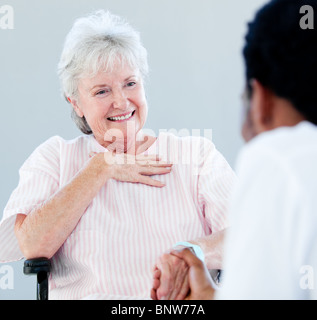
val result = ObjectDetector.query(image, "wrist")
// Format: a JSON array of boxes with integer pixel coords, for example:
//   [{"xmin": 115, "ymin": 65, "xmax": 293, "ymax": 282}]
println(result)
[
  {"xmin": 89, "ymin": 153, "xmax": 112, "ymax": 183},
  {"xmin": 173, "ymin": 241, "xmax": 205, "ymax": 262}
]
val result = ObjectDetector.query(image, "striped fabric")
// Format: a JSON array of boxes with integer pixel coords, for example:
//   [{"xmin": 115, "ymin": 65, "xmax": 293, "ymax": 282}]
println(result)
[{"xmin": 0, "ymin": 132, "xmax": 236, "ymax": 299}]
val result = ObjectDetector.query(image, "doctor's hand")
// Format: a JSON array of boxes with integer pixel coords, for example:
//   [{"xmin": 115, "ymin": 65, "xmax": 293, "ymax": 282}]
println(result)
[
  {"xmin": 151, "ymin": 249, "xmax": 190, "ymax": 300},
  {"xmin": 170, "ymin": 248, "xmax": 215, "ymax": 300}
]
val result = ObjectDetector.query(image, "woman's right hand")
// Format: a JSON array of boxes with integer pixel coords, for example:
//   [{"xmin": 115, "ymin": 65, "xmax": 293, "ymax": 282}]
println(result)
[
  {"xmin": 90, "ymin": 152, "xmax": 173, "ymax": 187},
  {"xmin": 15, "ymin": 151, "xmax": 172, "ymax": 260}
]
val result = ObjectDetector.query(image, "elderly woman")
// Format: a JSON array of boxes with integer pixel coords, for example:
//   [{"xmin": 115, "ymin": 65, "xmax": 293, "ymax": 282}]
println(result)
[{"xmin": 0, "ymin": 10, "xmax": 235, "ymax": 299}]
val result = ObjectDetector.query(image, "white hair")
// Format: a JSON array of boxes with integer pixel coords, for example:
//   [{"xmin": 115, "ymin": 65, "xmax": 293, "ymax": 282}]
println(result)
[{"xmin": 57, "ymin": 10, "xmax": 149, "ymax": 133}]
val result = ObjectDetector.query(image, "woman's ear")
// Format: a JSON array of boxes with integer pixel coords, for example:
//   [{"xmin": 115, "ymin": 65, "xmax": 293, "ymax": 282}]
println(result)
[
  {"xmin": 249, "ymin": 79, "xmax": 275, "ymax": 132},
  {"xmin": 68, "ymin": 97, "xmax": 84, "ymax": 118}
]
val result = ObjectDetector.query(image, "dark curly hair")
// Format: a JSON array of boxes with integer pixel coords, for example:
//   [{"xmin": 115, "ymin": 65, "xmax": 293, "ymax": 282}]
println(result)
[{"xmin": 243, "ymin": 0, "xmax": 317, "ymax": 124}]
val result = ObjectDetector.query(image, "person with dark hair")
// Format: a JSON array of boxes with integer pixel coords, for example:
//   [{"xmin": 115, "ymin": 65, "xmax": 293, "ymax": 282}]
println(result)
[{"xmin": 152, "ymin": 0, "xmax": 317, "ymax": 300}]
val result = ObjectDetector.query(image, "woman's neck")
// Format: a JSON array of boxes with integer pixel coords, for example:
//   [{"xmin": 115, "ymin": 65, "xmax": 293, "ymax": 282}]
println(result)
[{"xmin": 96, "ymin": 131, "xmax": 157, "ymax": 155}]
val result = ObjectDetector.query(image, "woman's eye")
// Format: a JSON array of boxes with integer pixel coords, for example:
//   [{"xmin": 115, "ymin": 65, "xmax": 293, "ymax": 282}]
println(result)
[
  {"xmin": 96, "ymin": 89, "xmax": 109, "ymax": 95},
  {"xmin": 127, "ymin": 81, "xmax": 136, "ymax": 87}
]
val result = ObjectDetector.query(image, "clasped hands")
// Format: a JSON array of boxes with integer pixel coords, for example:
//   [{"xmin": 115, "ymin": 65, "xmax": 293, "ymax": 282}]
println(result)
[{"xmin": 151, "ymin": 247, "xmax": 215, "ymax": 300}]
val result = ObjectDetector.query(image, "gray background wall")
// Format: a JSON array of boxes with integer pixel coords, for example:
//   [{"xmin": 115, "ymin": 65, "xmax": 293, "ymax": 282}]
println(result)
[{"xmin": 0, "ymin": 0, "xmax": 267, "ymax": 299}]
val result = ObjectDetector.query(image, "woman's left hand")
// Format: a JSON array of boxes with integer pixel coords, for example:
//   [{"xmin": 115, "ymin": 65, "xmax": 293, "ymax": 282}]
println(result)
[
  {"xmin": 151, "ymin": 248, "xmax": 215, "ymax": 300},
  {"xmin": 151, "ymin": 249, "xmax": 190, "ymax": 300}
]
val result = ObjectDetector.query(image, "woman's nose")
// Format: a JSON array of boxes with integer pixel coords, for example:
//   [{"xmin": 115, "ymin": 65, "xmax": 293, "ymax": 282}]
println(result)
[{"xmin": 112, "ymin": 90, "xmax": 129, "ymax": 110}]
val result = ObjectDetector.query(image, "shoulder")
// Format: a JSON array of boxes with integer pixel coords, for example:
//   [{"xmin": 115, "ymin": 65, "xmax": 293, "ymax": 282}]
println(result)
[
  {"xmin": 22, "ymin": 135, "xmax": 91, "ymax": 169},
  {"xmin": 240, "ymin": 121, "xmax": 317, "ymax": 154},
  {"xmin": 157, "ymin": 131, "xmax": 215, "ymax": 153},
  {"xmin": 31, "ymin": 134, "xmax": 92, "ymax": 152},
  {"xmin": 156, "ymin": 131, "xmax": 216, "ymax": 161},
  {"xmin": 234, "ymin": 123, "xmax": 317, "ymax": 220},
  {"xmin": 236, "ymin": 122, "xmax": 317, "ymax": 178},
  {"xmin": 156, "ymin": 131, "xmax": 234, "ymax": 175}
]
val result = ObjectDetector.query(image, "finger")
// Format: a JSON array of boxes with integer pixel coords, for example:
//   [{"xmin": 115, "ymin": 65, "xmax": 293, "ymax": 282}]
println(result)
[
  {"xmin": 151, "ymin": 288, "xmax": 158, "ymax": 300},
  {"xmin": 136, "ymin": 155, "xmax": 173, "ymax": 166},
  {"xmin": 137, "ymin": 175, "xmax": 166, "ymax": 188},
  {"xmin": 153, "ymin": 268, "xmax": 161, "ymax": 280},
  {"xmin": 152, "ymin": 277, "xmax": 161, "ymax": 291},
  {"xmin": 135, "ymin": 155, "xmax": 161, "ymax": 166},
  {"xmin": 171, "ymin": 249, "xmax": 204, "ymax": 269},
  {"xmin": 156, "ymin": 257, "xmax": 172, "ymax": 300},
  {"xmin": 135, "ymin": 154, "xmax": 161, "ymax": 162},
  {"xmin": 139, "ymin": 162, "xmax": 173, "ymax": 168},
  {"xmin": 139, "ymin": 166, "xmax": 172, "ymax": 176},
  {"xmin": 151, "ymin": 268, "xmax": 161, "ymax": 300},
  {"xmin": 137, "ymin": 159, "xmax": 173, "ymax": 167}
]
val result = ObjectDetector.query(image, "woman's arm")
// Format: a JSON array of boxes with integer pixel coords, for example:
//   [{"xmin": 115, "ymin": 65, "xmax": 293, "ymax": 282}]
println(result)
[{"xmin": 15, "ymin": 153, "xmax": 172, "ymax": 259}]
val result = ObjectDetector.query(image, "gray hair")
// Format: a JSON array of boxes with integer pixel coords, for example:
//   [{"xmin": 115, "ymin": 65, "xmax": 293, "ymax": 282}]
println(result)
[{"xmin": 57, "ymin": 10, "xmax": 149, "ymax": 134}]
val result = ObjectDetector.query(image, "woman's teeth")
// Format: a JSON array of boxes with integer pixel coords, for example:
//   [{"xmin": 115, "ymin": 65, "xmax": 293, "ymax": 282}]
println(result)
[{"xmin": 108, "ymin": 111, "xmax": 134, "ymax": 121}]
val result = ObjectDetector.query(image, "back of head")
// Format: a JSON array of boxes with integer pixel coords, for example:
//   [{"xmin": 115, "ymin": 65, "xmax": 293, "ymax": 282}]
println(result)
[{"xmin": 243, "ymin": 0, "xmax": 317, "ymax": 125}]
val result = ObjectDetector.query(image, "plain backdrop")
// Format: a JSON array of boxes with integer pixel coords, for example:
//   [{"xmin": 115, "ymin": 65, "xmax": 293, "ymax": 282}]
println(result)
[{"xmin": 0, "ymin": 0, "xmax": 267, "ymax": 299}]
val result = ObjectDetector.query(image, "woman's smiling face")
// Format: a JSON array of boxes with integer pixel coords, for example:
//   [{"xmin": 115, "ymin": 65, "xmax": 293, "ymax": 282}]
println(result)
[{"xmin": 72, "ymin": 61, "xmax": 148, "ymax": 151}]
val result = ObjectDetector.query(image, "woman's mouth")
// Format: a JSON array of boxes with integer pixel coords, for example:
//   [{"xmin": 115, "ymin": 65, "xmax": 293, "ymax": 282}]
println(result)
[{"xmin": 107, "ymin": 110, "xmax": 135, "ymax": 122}]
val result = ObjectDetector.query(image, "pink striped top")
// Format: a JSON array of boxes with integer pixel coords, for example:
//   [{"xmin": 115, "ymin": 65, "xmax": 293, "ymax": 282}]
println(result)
[{"xmin": 0, "ymin": 132, "xmax": 235, "ymax": 299}]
